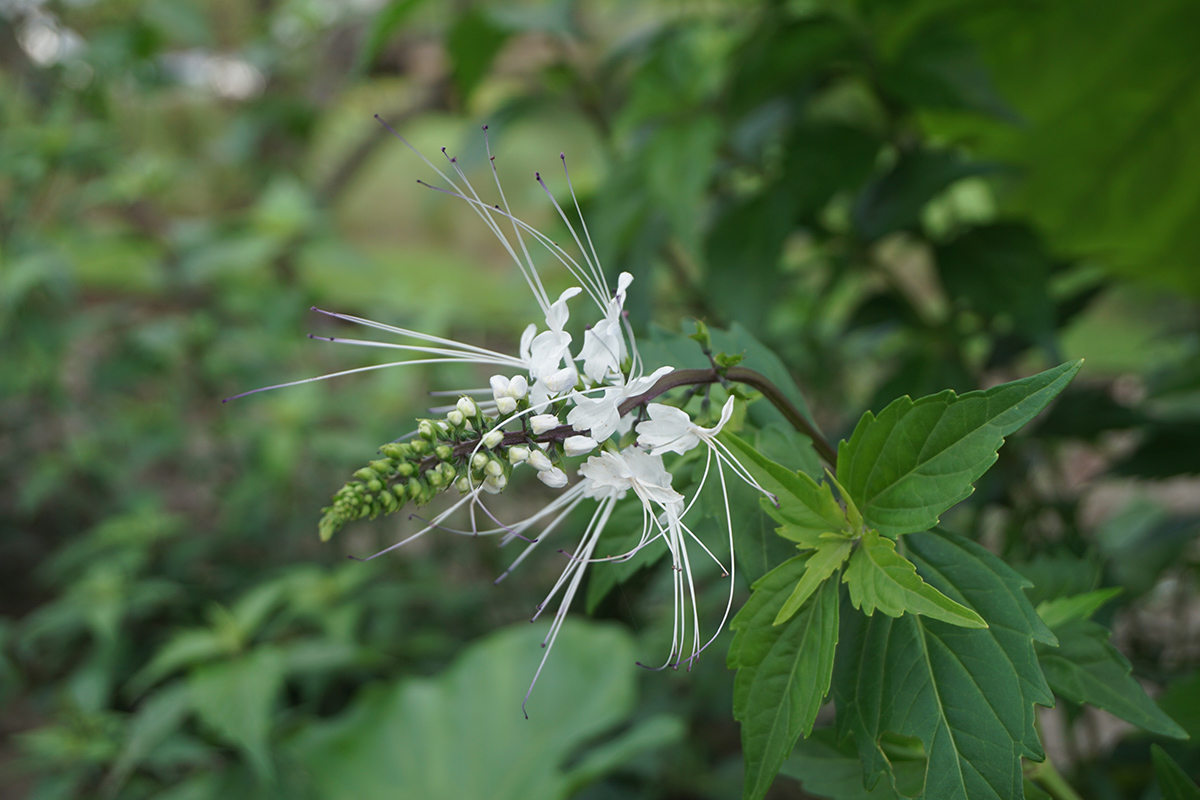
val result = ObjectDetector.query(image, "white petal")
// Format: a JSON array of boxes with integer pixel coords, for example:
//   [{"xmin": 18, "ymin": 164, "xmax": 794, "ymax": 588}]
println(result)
[
  {"xmin": 563, "ymin": 435, "xmax": 598, "ymax": 457},
  {"xmin": 538, "ymin": 466, "xmax": 569, "ymax": 488},
  {"xmin": 530, "ymin": 414, "xmax": 561, "ymax": 435}
]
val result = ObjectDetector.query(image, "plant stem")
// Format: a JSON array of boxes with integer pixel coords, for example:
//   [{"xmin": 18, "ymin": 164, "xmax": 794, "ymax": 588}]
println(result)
[
  {"xmin": 619, "ymin": 366, "xmax": 838, "ymax": 467},
  {"xmin": 1025, "ymin": 758, "xmax": 1085, "ymax": 800}
]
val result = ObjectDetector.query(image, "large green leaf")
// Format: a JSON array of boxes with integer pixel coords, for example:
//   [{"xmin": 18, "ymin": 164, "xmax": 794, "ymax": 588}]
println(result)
[
  {"xmin": 838, "ymin": 361, "xmax": 1081, "ymax": 537},
  {"xmin": 1152, "ymin": 745, "xmax": 1200, "ymax": 800},
  {"xmin": 842, "ymin": 530, "xmax": 986, "ymax": 629},
  {"xmin": 188, "ymin": 646, "xmax": 285, "ymax": 781},
  {"xmin": 834, "ymin": 529, "xmax": 1055, "ymax": 800},
  {"xmin": 1037, "ymin": 617, "xmax": 1187, "ymax": 738},
  {"xmin": 292, "ymin": 620, "xmax": 681, "ymax": 800},
  {"xmin": 959, "ymin": 0, "xmax": 1200, "ymax": 294},
  {"xmin": 729, "ymin": 557, "xmax": 840, "ymax": 800}
]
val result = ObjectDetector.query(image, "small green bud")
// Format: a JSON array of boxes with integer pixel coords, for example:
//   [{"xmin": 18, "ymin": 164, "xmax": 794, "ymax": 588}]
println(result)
[
  {"xmin": 409, "ymin": 440, "xmax": 429, "ymax": 456},
  {"xmin": 447, "ymin": 409, "xmax": 465, "ymax": 427},
  {"xmin": 485, "ymin": 459, "xmax": 504, "ymax": 478},
  {"xmin": 439, "ymin": 462, "xmax": 457, "ymax": 482},
  {"xmin": 369, "ymin": 459, "xmax": 393, "ymax": 475},
  {"xmin": 392, "ymin": 484, "xmax": 407, "ymax": 499},
  {"xmin": 427, "ymin": 469, "xmax": 445, "ymax": 487},
  {"xmin": 353, "ymin": 468, "xmax": 376, "ymax": 482},
  {"xmin": 367, "ymin": 479, "xmax": 383, "ymax": 493},
  {"xmin": 435, "ymin": 444, "xmax": 454, "ymax": 461},
  {"xmin": 456, "ymin": 396, "xmax": 477, "ymax": 418},
  {"xmin": 396, "ymin": 462, "xmax": 415, "ymax": 478},
  {"xmin": 379, "ymin": 442, "xmax": 408, "ymax": 459},
  {"xmin": 471, "ymin": 452, "xmax": 489, "ymax": 471},
  {"xmin": 418, "ymin": 420, "xmax": 436, "ymax": 440}
]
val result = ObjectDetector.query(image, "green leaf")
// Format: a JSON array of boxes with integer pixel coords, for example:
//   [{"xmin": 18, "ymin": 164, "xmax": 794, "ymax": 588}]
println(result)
[
  {"xmin": 1036, "ymin": 617, "xmax": 1187, "ymax": 738},
  {"xmin": 834, "ymin": 529, "xmax": 1055, "ymax": 800},
  {"xmin": 188, "ymin": 646, "xmax": 285, "ymax": 781},
  {"xmin": 291, "ymin": 620, "xmax": 674, "ymax": 800},
  {"xmin": 852, "ymin": 149, "xmax": 1000, "ymax": 242},
  {"xmin": 1152, "ymin": 745, "xmax": 1200, "ymax": 800},
  {"xmin": 446, "ymin": 10, "xmax": 509, "ymax": 103},
  {"xmin": 843, "ymin": 530, "xmax": 986, "ymax": 628},
  {"xmin": 584, "ymin": 501, "xmax": 667, "ymax": 613},
  {"xmin": 356, "ymin": 0, "xmax": 432, "ymax": 73},
  {"xmin": 729, "ymin": 557, "xmax": 840, "ymax": 800},
  {"xmin": 1035, "ymin": 587, "xmax": 1121, "ymax": 630},
  {"xmin": 775, "ymin": 537, "xmax": 853, "ymax": 625},
  {"xmin": 781, "ymin": 729, "xmax": 923, "ymax": 800},
  {"xmin": 838, "ymin": 360, "xmax": 1082, "ymax": 537},
  {"xmin": 105, "ymin": 681, "xmax": 192, "ymax": 794},
  {"xmin": 722, "ymin": 432, "xmax": 846, "ymax": 545}
]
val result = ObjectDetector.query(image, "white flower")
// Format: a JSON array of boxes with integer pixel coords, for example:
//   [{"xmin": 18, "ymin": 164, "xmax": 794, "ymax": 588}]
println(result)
[
  {"xmin": 481, "ymin": 429, "xmax": 504, "ymax": 449},
  {"xmin": 579, "ymin": 272, "xmax": 635, "ymax": 384},
  {"xmin": 637, "ymin": 395, "xmax": 736, "ymax": 455},
  {"xmin": 526, "ymin": 449, "xmax": 553, "ymax": 472},
  {"xmin": 456, "ymin": 396, "xmax": 477, "ymax": 418},
  {"xmin": 566, "ymin": 365, "xmax": 674, "ymax": 441}
]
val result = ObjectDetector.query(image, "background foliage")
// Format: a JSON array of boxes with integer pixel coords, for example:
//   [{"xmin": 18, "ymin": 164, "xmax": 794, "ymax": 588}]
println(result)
[{"xmin": 2, "ymin": 0, "xmax": 1198, "ymax": 798}]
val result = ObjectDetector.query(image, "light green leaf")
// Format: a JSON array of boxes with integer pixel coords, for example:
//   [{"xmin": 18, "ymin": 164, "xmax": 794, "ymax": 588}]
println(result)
[
  {"xmin": 126, "ymin": 628, "xmax": 231, "ymax": 697},
  {"xmin": 1152, "ymin": 745, "xmax": 1200, "ymax": 800},
  {"xmin": 722, "ymin": 432, "xmax": 846, "ymax": 545},
  {"xmin": 1037, "ymin": 617, "xmax": 1187, "ymax": 738},
  {"xmin": 1035, "ymin": 587, "xmax": 1121, "ymax": 630},
  {"xmin": 729, "ymin": 557, "xmax": 840, "ymax": 800},
  {"xmin": 562, "ymin": 714, "xmax": 685, "ymax": 795},
  {"xmin": 775, "ymin": 537, "xmax": 853, "ymax": 625},
  {"xmin": 835, "ymin": 529, "xmax": 1054, "ymax": 800},
  {"xmin": 843, "ymin": 530, "xmax": 986, "ymax": 629},
  {"xmin": 838, "ymin": 361, "xmax": 1082, "ymax": 537},
  {"xmin": 105, "ymin": 681, "xmax": 192, "ymax": 794},
  {"xmin": 188, "ymin": 646, "xmax": 285, "ymax": 781},
  {"xmin": 291, "ymin": 620, "xmax": 675, "ymax": 800}
]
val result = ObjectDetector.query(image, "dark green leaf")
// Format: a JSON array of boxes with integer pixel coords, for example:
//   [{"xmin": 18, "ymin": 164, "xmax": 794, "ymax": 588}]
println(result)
[
  {"xmin": 446, "ymin": 10, "xmax": 510, "ymax": 103},
  {"xmin": 936, "ymin": 223, "xmax": 1057, "ymax": 348},
  {"xmin": 838, "ymin": 360, "xmax": 1082, "ymax": 537},
  {"xmin": 1036, "ymin": 617, "xmax": 1187, "ymax": 738},
  {"xmin": 781, "ymin": 729, "xmax": 923, "ymax": 800},
  {"xmin": 834, "ymin": 529, "xmax": 1054, "ymax": 800},
  {"xmin": 843, "ymin": 530, "xmax": 986, "ymax": 628},
  {"xmin": 584, "ymin": 502, "xmax": 667, "ymax": 613},
  {"xmin": 880, "ymin": 22, "xmax": 1018, "ymax": 121},
  {"xmin": 729, "ymin": 557, "xmax": 840, "ymax": 800},
  {"xmin": 852, "ymin": 149, "xmax": 1000, "ymax": 242},
  {"xmin": 1152, "ymin": 745, "xmax": 1200, "ymax": 800},
  {"xmin": 356, "ymin": 0, "xmax": 431, "ymax": 73}
]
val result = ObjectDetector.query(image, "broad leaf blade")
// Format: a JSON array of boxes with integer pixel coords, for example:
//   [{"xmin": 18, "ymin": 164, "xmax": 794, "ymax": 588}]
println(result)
[
  {"xmin": 834, "ymin": 529, "xmax": 1054, "ymax": 800},
  {"xmin": 843, "ymin": 530, "xmax": 986, "ymax": 628},
  {"xmin": 781, "ymin": 729, "xmax": 918, "ymax": 800},
  {"xmin": 1037, "ymin": 617, "xmax": 1187, "ymax": 738},
  {"xmin": 188, "ymin": 646, "xmax": 285, "ymax": 781},
  {"xmin": 838, "ymin": 361, "xmax": 1082, "ymax": 537},
  {"xmin": 723, "ymin": 432, "xmax": 846, "ymax": 542},
  {"xmin": 730, "ymin": 557, "xmax": 840, "ymax": 800}
]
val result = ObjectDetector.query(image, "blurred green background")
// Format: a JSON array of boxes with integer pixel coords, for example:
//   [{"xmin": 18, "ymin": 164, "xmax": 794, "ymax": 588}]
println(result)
[{"xmin": 2, "ymin": 0, "xmax": 1199, "ymax": 798}]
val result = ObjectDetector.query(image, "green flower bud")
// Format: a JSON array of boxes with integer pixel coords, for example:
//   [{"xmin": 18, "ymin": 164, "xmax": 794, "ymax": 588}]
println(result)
[
  {"xmin": 367, "ymin": 479, "xmax": 383, "ymax": 493},
  {"xmin": 418, "ymin": 420, "xmax": 436, "ymax": 440},
  {"xmin": 435, "ymin": 444, "xmax": 454, "ymax": 461},
  {"xmin": 396, "ymin": 462, "xmax": 415, "ymax": 478}
]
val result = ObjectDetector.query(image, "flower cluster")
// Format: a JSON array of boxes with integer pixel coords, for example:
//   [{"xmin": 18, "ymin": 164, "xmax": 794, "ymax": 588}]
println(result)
[{"xmin": 229, "ymin": 121, "xmax": 773, "ymax": 705}]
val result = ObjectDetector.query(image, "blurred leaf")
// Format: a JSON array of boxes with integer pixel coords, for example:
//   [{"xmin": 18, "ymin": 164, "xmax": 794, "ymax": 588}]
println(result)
[
  {"xmin": 106, "ymin": 682, "xmax": 193, "ymax": 794},
  {"xmin": 729, "ymin": 557, "xmax": 839, "ymax": 800},
  {"xmin": 1035, "ymin": 588, "xmax": 1121, "ymax": 630},
  {"xmin": 585, "ymin": 501, "xmax": 668, "ymax": 613},
  {"xmin": 936, "ymin": 223, "xmax": 1057, "ymax": 349},
  {"xmin": 128, "ymin": 629, "xmax": 233, "ymax": 697},
  {"xmin": 961, "ymin": 0, "xmax": 1200, "ymax": 294},
  {"xmin": 1159, "ymin": 671, "xmax": 1200, "ymax": 741},
  {"xmin": 562, "ymin": 713, "xmax": 685, "ymax": 793},
  {"xmin": 1114, "ymin": 420, "xmax": 1200, "ymax": 477},
  {"xmin": 292, "ymin": 620, "xmax": 674, "ymax": 800},
  {"xmin": 356, "ymin": 0, "xmax": 432, "ymax": 73},
  {"xmin": 1152, "ymin": 745, "xmax": 1200, "ymax": 800},
  {"xmin": 188, "ymin": 646, "xmax": 285, "ymax": 781},
  {"xmin": 645, "ymin": 118, "xmax": 721, "ymax": 255},
  {"xmin": 1037, "ymin": 617, "xmax": 1186, "ymax": 738},
  {"xmin": 447, "ymin": 9, "xmax": 510, "ymax": 104},
  {"xmin": 1014, "ymin": 553, "xmax": 1103, "ymax": 607},
  {"xmin": 853, "ymin": 149, "xmax": 999, "ymax": 242},
  {"xmin": 880, "ymin": 22, "xmax": 1018, "ymax": 121},
  {"xmin": 1035, "ymin": 386, "xmax": 1145, "ymax": 441}
]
